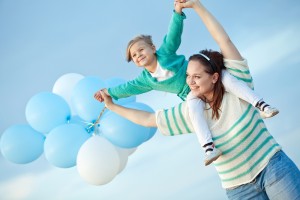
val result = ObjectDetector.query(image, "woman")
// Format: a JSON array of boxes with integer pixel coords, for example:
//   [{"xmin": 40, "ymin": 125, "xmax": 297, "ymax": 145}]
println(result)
[{"xmin": 100, "ymin": 0, "xmax": 300, "ymax": 199}]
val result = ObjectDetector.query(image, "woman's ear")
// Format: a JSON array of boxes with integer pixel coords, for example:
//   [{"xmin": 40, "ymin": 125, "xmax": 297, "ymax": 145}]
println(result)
[{"xmin": 212, "ymin": 73, "xmax": 219, "ymax": 84}]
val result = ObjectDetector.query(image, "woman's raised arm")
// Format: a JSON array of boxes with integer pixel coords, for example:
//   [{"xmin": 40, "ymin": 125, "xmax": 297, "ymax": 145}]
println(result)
[{"xmin": 181, "ymin": 0, "xmax": 243, "ymax": 60}]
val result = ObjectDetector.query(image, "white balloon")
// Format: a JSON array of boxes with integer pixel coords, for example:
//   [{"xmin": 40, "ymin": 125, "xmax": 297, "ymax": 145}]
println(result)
[
  {"xmin": 114, "ymin": 146, "xmax": 129, "ymax": 174},
  {"xmin": 77, "ymin": 136, "xmax": 120, "ymax": 185},
  {"xmin": 53, "ymin": 73, "xmax": 85, "ymax": 115},
  {"xmin": 120, "ymin": 147, "xmax": 137, "ymax": 156}
]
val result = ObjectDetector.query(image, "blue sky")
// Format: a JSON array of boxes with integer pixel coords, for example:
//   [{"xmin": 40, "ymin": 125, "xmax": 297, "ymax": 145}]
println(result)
[{"xmin": 1, "ymin": 0, "xmax": 300, "ymax": 199}]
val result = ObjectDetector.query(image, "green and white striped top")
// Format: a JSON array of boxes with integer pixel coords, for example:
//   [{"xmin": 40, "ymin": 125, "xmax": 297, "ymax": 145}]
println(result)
[{"xmin": 155, "ymin": 59, "xmax": 281, "ymax": 189}]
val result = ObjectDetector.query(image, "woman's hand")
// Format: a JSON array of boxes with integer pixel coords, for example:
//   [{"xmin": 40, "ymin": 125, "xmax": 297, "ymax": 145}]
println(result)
[
  {"xmin": 100, "ymin": 90, "xmax": 114, "ymax": 109},
  {"xmin": 94, "ymin": 88, "xmax": 109, "ymax": 102}
]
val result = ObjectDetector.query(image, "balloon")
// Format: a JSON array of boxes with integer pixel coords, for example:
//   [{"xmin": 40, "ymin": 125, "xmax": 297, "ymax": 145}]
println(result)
[
  {"xmin": 114, "ymin": 146, "xmax": 129, "ymax": 174},
  {"xmin": 0, "ymin": 124, "xmax": 45, "ymax": 164},
  {"xmin": 68, "ymin": 115, "xmax": 93, "ymax": 133},
  {"xmin": 147, "ymin": 127, "xmax": 157, "ymax": 141},
  {"xmin": 121, "ymin": 147, "xmax": 137, "ymax": 156},
  {"xmin": 105, "ymin": 77, "xmax": 136, "ymax": 105},
  {"xmin": 71, "ymin": 76, "xmax": 106, "ymax": 122},
  {"xmin": 77, "ymin": 136, "xmax": 120, "ymax": 185},
  {"xmin": 125, "ymin": 102, "xmax": 157, "ymax": 141},
  {"xmin": 52, "ymin": 73, "xmax": 84, "ymax": 115},
  {"xmin": 44, "ymin": 124, "xmax": 90, "ymax": 168},
  {"xmin": 99, "ymin": 102, "xmax": 155, "ymax": 148},
  {"xmin": 25, "ymin": 92, "xmax": 71, "ymax": 133}
]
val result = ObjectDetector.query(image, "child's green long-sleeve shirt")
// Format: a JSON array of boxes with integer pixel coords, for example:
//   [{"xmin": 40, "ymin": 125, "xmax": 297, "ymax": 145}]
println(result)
[{"xmin": 108, "ymin": 11, "xmax": 190, "ymax": 101}]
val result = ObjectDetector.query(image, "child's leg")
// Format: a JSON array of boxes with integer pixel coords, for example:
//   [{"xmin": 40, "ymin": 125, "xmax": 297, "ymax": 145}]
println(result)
[
  {"xmin": 187, "ymin": 92, "xmax": 222, "ymax": 166},
  {"xmin": 222, "ymin": 70, "xmax": 261, "ymax": 106},
  {"xmin": 222, "ymin": 70, "xmax": 279, "ymax": 118}
]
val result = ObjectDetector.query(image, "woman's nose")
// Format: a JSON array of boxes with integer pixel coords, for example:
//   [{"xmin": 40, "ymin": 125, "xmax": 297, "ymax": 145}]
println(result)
[{"xmin": 187, "ymin": 77, "xmax": 194, "ymax": 85}]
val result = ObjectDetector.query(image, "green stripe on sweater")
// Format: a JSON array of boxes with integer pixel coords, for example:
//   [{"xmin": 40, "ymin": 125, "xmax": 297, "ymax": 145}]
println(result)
[
  {"xmin": 215, "ymin": 133, "xmax": 273, "ymax": 167},
  {"xmin": 217, "ymin": 124, "xmax": 266, "ymax": 155},
  {"xmin": 172, "ymin": 107, "xmax": 183, "ymax": 134},
  {"xmin": 216, "ymin": 111, "xmax": 261, "ymax": 148},
  {"xmin": 164, "ymin": 109, "xmax": 174, "ymax": 136},
  {"xmin": 221, "ymin": 144, "xmax": 280, "ymax": 182},
  {"xmin": 226, "ymin": 67, "xmax": 250, "ymax": 74},
  {"xmin": 178, "ymin": 103, "xmax": 192, "ymax": 133},
  {"xmin": 213, "ymin": 104, "xmax": 253, "ymax": 141},
  {"xmin": 217, "ymin": 136, "xmax": 274, "ymax": 173},
  {"xmin": 233, "ymin": 76, "xmax": 253, "ymax": 83}
]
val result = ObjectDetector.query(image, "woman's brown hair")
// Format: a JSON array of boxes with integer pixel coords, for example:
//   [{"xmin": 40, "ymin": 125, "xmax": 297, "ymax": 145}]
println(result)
[{"xmin": 188, "ymin": 49, "xmax": 226, "ymax": 120}]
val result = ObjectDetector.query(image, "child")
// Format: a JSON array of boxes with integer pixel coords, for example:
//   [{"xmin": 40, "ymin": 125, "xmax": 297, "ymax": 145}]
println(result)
[{"xmin": 94, "ymin": 2, "xmax": 279, "ymax": 166}]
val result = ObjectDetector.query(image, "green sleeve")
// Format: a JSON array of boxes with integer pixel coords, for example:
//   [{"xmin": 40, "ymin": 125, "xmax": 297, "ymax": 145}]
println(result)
[
  {"xmin": 108, "ymin": 72, "xmax": 152, "ymax": 100},
  {"xmin": 157, "ymin": 11, "xmax": 186, "ymax": 55}
]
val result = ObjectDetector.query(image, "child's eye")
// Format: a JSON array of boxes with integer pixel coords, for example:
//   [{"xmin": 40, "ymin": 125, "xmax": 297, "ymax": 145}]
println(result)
[{"xmin": 132, "ymin": 54, "xmax": 136, "ymax": 58}]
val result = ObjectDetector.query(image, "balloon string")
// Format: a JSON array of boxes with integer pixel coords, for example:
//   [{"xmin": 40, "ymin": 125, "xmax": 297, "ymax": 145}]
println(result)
[{"xmin": 92, "ymin": 106, "xmax": 107, "ymax": 135}]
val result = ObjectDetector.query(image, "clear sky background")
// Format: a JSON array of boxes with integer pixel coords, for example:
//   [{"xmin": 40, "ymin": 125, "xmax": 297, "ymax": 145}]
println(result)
[{"xmin": 1, "ymin": 0, "xmax": 300, "ymax": 199}]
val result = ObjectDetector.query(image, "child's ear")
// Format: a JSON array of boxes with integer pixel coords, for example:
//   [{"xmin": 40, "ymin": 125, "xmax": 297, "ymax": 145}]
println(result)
[{"xmin": 152, "ymin": 45, "xmax": 156, "ymax": 52}]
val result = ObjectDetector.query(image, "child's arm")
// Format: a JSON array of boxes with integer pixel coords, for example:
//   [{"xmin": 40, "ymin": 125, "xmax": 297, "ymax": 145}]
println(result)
[
  {"xmin": 157, "ymin": 5, "xmax": 186, "ymax": 55},
  {"xmin": 94, "ymin": 72, "xmax": 153, "ymax": 102}
]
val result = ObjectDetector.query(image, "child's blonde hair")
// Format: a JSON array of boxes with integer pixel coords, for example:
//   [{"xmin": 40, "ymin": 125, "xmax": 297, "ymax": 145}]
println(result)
[{"xmin": 126, "ymin": 34, "xmax": 154, "ymax": 62}]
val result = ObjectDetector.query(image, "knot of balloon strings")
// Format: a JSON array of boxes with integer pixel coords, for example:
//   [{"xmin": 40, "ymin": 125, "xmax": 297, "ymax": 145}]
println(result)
[{"xmin": 86, "ymin": 106, "xmax": 107, "ymax": 135}]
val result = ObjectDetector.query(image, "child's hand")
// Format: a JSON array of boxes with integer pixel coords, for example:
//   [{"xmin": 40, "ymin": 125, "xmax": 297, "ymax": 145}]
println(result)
[
  {"xmin": 100, "ymin": 90, "xmax": 114, "ymax": 109},
  {"xmin": 94, "ymin": 88, "xmax": 109, "ymax": 102},
  {"xmin": 174, "ymin": 0, "xmax": 185, "ymax": 13},
  {"xmin": 176, "ymin": 0, "xmax": 199, "ymax": 9}
]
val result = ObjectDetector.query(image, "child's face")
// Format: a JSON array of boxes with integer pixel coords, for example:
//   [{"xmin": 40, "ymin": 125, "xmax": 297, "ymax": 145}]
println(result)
[{"xmin": 129, "ymin": 40, "xmax": 156, "ymax": 68}]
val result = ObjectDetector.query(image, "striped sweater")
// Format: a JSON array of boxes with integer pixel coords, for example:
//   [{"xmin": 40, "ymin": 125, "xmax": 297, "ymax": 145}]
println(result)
[{"xmin": 155, "ymin": 58, "xmax": 281, "ymax": 188}]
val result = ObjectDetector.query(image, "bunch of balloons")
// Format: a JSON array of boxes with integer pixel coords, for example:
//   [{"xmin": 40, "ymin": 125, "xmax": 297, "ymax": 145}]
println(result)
[{"xmin": 0, "ymin": 73, "xmax": 156, "ymax": 185}]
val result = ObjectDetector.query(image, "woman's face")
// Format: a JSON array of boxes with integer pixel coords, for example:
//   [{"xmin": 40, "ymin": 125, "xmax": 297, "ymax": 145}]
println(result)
[{"xmin": 186, "ymin": 60, "xmax": 219, "ymax": 100}]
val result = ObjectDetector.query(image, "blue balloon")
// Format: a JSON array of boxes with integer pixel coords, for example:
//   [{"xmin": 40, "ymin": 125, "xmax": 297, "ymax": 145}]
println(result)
[
  {"xmin": 124, "ymin": 102, "xmax": 157, "ymax": 141},
  {"xmin": 147, "ymin": 127, "xmax": 157, "ymax": 141},
  {"xmin": 71, "ymin": 76, "xmax": 106, "ymax": 122},
  {"xmin": 105, "ymin": 77, "xmax": 136, "ymax": 105},
  {"xmin": 99, "ymin": 102, "xmax": 155, "ymax": 148},
  {"xmin": 44, "ymin": 124, "xmax": 90, "ymax": 168},
  {"xmin": 0, "ymin": 124, "xmax": 45, "ymax": 164},
  {"xmin": 68, "ymin": 115, "xmax": 93, "ymax": 134},
  {"xmin": 25, "ymin": 92, "xmax": 71, "ymax": 133}
]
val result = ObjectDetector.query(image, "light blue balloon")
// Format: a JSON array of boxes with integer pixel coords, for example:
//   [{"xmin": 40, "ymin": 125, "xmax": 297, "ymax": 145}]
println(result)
[
  {"xmin": 147, "ymin": 127, "xmax": 157, "ymax": 141},
  {"xmin": 68, "ymin": 115, "xmax": 93, "ymax": 134},
  {"xmin": 105, "ymin": 77, "xmax": 136, "ymax": 105},
  {"xmin": 44, "ymin": 124, "xmax": 90, "ymax": 168},
  {"xmin": 25, "ymin": 92, "xmax": 71, "ymax": 133},
  {"xmin": 71, "ymin": 76, "xmax": 106, "ymax": 122},
  {"xmin": 0, "ymin": 124, "xmax": 45, "ymax": 164},
  {"xmin": 123, "ymin": 102, "xmax": 157, "ymax": 141},
  {"xmin": 99, "ymin": 102, "xmax": 155, "ymax": 148}
]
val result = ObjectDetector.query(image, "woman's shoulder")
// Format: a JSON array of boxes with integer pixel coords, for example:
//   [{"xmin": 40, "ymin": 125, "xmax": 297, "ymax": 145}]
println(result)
[{"xmin": 224, "ymin": 58, "xmax": 249, "ymax": 71}]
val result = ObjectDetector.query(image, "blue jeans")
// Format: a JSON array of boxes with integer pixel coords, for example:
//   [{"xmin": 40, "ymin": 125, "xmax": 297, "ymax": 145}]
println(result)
[{"xmin": 226, "ymin": 150, "xmax": 300, "ymax": 200}]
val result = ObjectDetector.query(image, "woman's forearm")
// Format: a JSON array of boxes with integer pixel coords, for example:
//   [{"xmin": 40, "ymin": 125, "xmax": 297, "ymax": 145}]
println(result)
[
  {"xmin": 108, "ymin": 104, "xmax": 157, "ymax": 128},
  {"xmin": 193, "ymin": 1, "xmax": 242, "ymax": 60}
]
